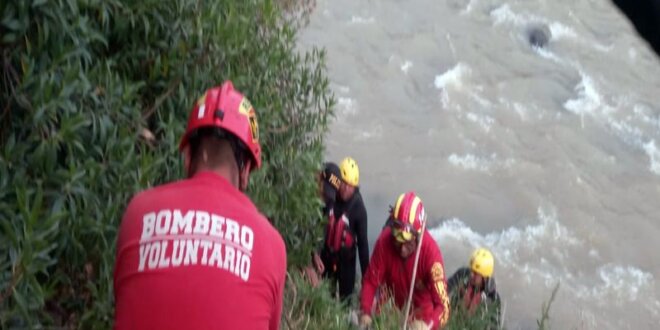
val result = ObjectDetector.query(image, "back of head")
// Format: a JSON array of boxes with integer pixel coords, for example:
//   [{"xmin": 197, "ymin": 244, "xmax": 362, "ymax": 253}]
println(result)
[
  {"xmin": 321, "ymin": 162, "xmax": 342, "ymax": 205},
  {"xmin": 179, "ymin": 81, "xmax": 262, "ymax": 180},
  {"xmin": 188, "ymin": 128, "xmax": 239, "ymax": 175}
]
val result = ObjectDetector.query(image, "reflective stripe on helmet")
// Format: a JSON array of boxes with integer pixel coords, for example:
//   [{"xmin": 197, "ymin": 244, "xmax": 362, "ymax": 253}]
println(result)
[
  {"xmin": 408, "ymin": 195, "xmax": 421, "ymax": 225},
  {"xmin": 394, "ymin": 192, "xmax": 421, "ymax": 225}
]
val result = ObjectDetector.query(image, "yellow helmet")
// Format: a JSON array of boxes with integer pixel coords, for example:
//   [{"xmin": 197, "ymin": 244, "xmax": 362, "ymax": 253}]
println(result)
[
  {"xmin": 339, "ymin": 157, "xmax": 359, "ymax": 186},
  {"xmin": 469, "ymin": 248, "xmax": 494, "ymax": 277}
]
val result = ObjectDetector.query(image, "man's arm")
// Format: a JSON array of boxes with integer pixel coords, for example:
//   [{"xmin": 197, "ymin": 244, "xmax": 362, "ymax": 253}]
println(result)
[
  {"xmin": 447, "ymin": 267, "xmax": 471, "ymax": 296},
  {"xmin": 270, "ymin": 234, "xmax": 287, "ymax": 330},
  {"xmin": 360, "ymin": 233, "xmax": 385, "ymax": 316},
  {"xmin": 485, "ymin": 278, "xmax": 502, "ymax": 330},
  {"xmin": 354, "ymin": 200, "xmax": 369, "ymax": 275},
  {"xmin": 423, "ymin": 237, "xmax": 450, "ymax": 329},
  {"xmin": 424, "ymin": 262, "xmax": 450, "ymax": 329},
  {"xmin": 114, "ymin": 195, "xmax": 140, "ymax": 295}
]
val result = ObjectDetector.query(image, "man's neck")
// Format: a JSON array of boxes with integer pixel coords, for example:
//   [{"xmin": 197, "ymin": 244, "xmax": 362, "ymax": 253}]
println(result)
[{"xmin": 192, "ymin": 166, "xmax": 238, "ymax": 188}]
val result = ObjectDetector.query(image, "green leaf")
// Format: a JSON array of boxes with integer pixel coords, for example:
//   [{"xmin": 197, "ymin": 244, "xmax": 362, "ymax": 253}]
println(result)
[{"xmin": 31, "ymin": 0, "xmax": 48, "ymax": 7}]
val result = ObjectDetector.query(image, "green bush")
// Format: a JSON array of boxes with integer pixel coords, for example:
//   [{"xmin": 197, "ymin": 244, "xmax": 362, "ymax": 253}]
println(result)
[
  {"xmin": 282, "ymin": 271, "xmax": 352, "ymax": 330},
  {"xmin": 445, "ymin": 302, "xmax": 501, "ymax": 330},
  {"xmin": 0, "ymin": 0, "xmax": 332, "ymax": 328},
  {"xmin": 281, "ymin": 273, "xmax": 405, "ymax": 330}
]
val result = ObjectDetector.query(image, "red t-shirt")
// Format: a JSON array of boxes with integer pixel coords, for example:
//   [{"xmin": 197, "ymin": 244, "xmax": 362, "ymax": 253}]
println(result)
[
  {"xmin": 114, "ymin": 171, "xmax": 286, "ymax": 330},
  {"xmin": 360, "ymin": 227, "xmax": 450, "ymax": 329}
]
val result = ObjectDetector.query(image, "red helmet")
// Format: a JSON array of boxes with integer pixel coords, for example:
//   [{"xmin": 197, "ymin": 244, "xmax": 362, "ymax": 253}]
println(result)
[
  {"xmin": 391, "ymin": 191, "xmax": 426, "ymax": 242},
  {"xmin": 179, "ymin": 81, "xmax": 262, "ymax": 170}
]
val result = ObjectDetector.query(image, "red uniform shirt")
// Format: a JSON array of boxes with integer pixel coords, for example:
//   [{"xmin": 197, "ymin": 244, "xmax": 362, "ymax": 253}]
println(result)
[
  {"xmin": 114, "ymin": 171, "xmax": 286, "ymax": 330},
  {"xmin": 360, "ymin": 227, "xmax": 450, "ymax": 329}
]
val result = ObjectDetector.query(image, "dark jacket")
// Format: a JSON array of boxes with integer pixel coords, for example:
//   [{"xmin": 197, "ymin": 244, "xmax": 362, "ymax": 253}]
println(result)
[
  {"xmin": 319, "ymin": 188, "xmax": 369, "ymax": 300},
  {"xmin": 447, "ymin": 267, "xmax": 501, "ymax": 329},
  {"xmin": 332, "ymin": 189, "xmax": 369, "ymax": 274}
]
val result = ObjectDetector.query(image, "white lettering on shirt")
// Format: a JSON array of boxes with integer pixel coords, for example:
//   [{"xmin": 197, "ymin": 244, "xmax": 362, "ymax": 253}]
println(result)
[
  {"xmin": 138, "ymin": 243, "xmax": 149, "ymax": 271},
  {"xmin": 241, "ymin": 226, "xmax": 254, "ymax": 251},
  {"xmin": 200, "ymin": 240, "xmax": 212, "ymax": 265},
  {"xmin": 209, "ymin": 215, "xmax": 225, "ymax": 238},
  {"xmin": 171, "ymin": 210, "xmax": 194, "ymax": 235},
  {"xmin": 193, "ymin": 211, "xmax": 210, "ymax": 234},
  {"xmin": 141, "ymin": 212, "xmax": 156, "ymax": 240},
  {"xmin": 136, "ymin": 209, "xmax": 254, "ymax": 281},
  {"xmin": 171, "ymin": 240, "xmax": 184, "ymax": 267},
  {"xmin": 225, "ymin": 218, "xmax": 240, "ymax": 244},
  {"xmin": 155, "ymin": 210, "xmax": 171, "ymax": 235}
]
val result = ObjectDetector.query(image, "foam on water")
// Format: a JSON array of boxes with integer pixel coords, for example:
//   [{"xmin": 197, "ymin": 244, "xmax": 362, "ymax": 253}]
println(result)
[
  {"xmin": 548, "ymin": 22, "xmax": 578, "ymax": 40},
  {"xmin": 465, "ymin": 112, "xmax": 495, "ymax": 132},
  {"xmin": 334, "ymin": 85, "xmax": 351, "ymax": 94},
  {"xmin": 430, "ymin": 207, "xmax": 579, "ymax": 266},
  {"xmin": 533, "ymin": 46, "xmax": 564, "ymax": 64},
  {"xmin": 461, "ymin": 0, "xmax": 478, "ymax": 15},
  {"xmin": 429, "ymin": 207, "xmax": 659, "ymax": 320},
  {"xmin": 400, "ymin": 61, "xmax": 413, "ymax": 74},
  {"xmin": 434, "ymin": 63, "xmax": 470, "ymax": 90},
  {"xmin": 447, "ymin": 153, "xmax": 514, "ymax": 172},
  {"xmin": 594, "ymin": 265, "xmax": 653, "ymax": 302},
  {"xmin": 355, "ymin": 124, "xmax": 383, "ymax": 141},
  {"xmin": 491, "ymin": 5, "xmax": 577, "ymax": 41},
  {"xmin": 563, "ymin": 71, "xmax": 613, "ymax": 128},
  {"xmin": 635, "ymin": 104, "xmax": 660, "ymax": 130},
  {"xmin": 573, "ymin": 264, "xmax": 659, "ymax": 320},
  {"xmin": 491, "ymin": 4, "xmax": 527, "ymax": 26},
  {"xmin": 498, "ymin": 98, "xmax": 543, "ymax": 121},
  {"xmin": 606, "ymin": 113, "xmax": 660, "ymax": 175},
  {"xmin": 448, "ymin": 153, "xmax": 492, "ymax": 171},
  {"xmin": 469, "ymin": 91, "xmax": 492, "ymax": 109},
  {"xmin": 336, "ymin": 97, "xmax": 358, "ymax": 116},
  {"xmin": 560, "ymin": 69, "xmax": 660, "ymax": 175},
  {"xmin": 608, "ymin": 118, "xmax": 645, "ymax": 147},
  {"xmin": 512, "ymin": 102, "xmax": 530, "ymax": 121},
  {"xmin": 434, "ymin": 63, "xmax": 471, "ymax": 108},
  {"xmin": 643, "ymin": 140, "xmax": 660, "ymax": 175},
  {"xmin": 349, "ymin": 16, "xmax": 375, "ymax": 24}
]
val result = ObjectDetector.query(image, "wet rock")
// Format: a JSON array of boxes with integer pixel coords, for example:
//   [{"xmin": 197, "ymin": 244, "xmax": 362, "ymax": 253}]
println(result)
[{"xmin": 528, "ymin": 25, "xmax": 551, "ymax": 48}]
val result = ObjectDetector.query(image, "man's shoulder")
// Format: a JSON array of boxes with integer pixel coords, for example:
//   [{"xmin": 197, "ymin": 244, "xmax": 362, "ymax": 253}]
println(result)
[
  {"xmin": 377, "ymin": 227, "xmax": 392, "ymax": 242},
  {"xmin": 450, "ymin": 267, "xmax": 471, "ymax": 280},
  {"xmin": 123, "ymin": 181, "xmax": 176, "ymax": 214},
  {"xmin": 125, "ymin": 178, "xmax": 263, "ymax": 227},
  {"xmin": 421, "ymin": 231, "xmax": 442, "ymax": 254},
  {"xmin": 374, "ymin": 228, "xmax": 395, "ymax": 252},
  {"xmin": 353, "ymin": 190, "xmax": 367, "ymax": 207},
  {"xmin": 128, "ymin": 179, "xmax": 188, "ymax": 202},
  {"xmin": 345, "ymin": 190, "xmax": 367, "ymax": 217},
  {"xmin": 258, "ymin": 214, "xmax": 284, "ymax": 244}
]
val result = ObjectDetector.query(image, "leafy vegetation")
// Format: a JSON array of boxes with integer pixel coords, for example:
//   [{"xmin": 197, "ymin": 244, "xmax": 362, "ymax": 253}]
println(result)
[{"xmin": 1, "ymin": 0, "xmax": 331, "ymax": 327}]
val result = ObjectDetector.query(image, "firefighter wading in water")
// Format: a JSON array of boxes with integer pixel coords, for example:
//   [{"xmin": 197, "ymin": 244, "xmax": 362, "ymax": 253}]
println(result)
[{"xmin": 313, "ymin": 157, "xmax": 369, "ymax": 301}]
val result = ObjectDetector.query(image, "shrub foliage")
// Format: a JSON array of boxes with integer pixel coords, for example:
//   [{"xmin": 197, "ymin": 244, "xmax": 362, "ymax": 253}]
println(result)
[{"xmin": 1, "ymin": 0, "xmax": 332, "ymax": 327}]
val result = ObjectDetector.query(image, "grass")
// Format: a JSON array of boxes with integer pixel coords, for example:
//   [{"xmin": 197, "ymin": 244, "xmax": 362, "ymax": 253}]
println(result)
[{"xmin": 282, "ymin": 273, "xmax": 560, "ymax": 330}]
